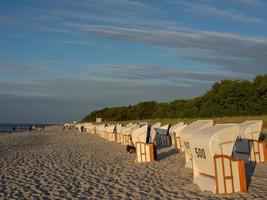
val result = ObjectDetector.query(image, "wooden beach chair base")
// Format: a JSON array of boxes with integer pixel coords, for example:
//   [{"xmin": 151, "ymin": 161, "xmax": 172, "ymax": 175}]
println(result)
[
  {"xmin": 194, "ymin": 155, "xmax": 247, "ymax": 194},
  {"xmin": 135, "ymin": 142, "xmax": 156, "ymax": 163},
  {"xmin": 248, "ymin": 140, "xmax": 267, "ymax": 163}
]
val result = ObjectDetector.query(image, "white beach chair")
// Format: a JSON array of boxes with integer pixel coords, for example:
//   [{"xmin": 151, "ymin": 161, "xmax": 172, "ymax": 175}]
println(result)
[
  {"xmin": 179, "ymin": 120, "xmax": 214, "ymax": 168},
  {"xmin": 233, "ymin": 120, "xmax": 266, "ymax": 163},
  {"xmin": 96, "ymin": 124, "xmax": 106, "ymax": 136},
  {"xmin": 88, "ymin": 124, "xmax": 96, "ymax": 134},
  {"xmin": 120, "ymin": 124, "xmax": 139, "ymax": 145},
  {"xmin": 131, "ymin": 124, "xmax": 156, "ymax": 163},
  {"xmin": 106, "ymin": 125, "xmax": 116, "ymax": 141},
  {"xmin": 83, "ymin": 123, "xmax": 92, "ymax": 133},
  {"xmin": 116, "ymin": 123, "xmax": 133, "ymax": 144},
  {"xmin": 190, "ymin": 124, "xmax": 247, "ymax": 194}
]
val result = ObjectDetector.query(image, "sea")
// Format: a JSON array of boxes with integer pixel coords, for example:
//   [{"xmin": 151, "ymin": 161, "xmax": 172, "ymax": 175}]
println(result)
[{"xmin": 0, "ymin": 123, "xmax": 49, "ymax": 133}]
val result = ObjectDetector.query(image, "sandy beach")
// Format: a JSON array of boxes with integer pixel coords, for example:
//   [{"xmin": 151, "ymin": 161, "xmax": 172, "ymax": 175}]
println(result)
[{"xmin": 0, "ymin": 129, "xmax": 266, "ymax": 199}]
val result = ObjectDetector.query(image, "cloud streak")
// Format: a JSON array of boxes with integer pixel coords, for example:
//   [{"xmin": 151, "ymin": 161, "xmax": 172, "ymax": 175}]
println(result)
[
  {"xmin": 183, "ymin": 2, "xmax": 264, "ymax": 24},
  {"xmin": 76, "ymin": 25, "xmax": 267, "ymax": 74}
]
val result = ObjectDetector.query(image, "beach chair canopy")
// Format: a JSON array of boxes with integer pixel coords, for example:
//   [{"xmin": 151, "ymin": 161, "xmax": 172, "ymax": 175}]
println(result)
[
  {"xmin": 238, "ymin": 120, "xmax": 263, "ymax": 140},
  {"xmin": 191, "ymin": 124, "xmax": 239, "ymax": 176},
  {"xmin": 169, "ymin": 122, "xmax": 187, "ymax": 147},
  {"xmin": 155, "ymin": 124, "xmax": 170, "ymax": 135},
  {"xmin": 233, "ymin": 120, "xmax": 263, "ymax": 162},
  {"xmin": 180, "ymin": 120, "xmax": 214, "ymax": 150},
  {"xmin": 105, "ymin": 124, "xmax": 116, "ymax": 133},
  {"xmin": 169, "ymin": 122, "xmax": 184, "ymax": 136},
  {"xmin": 180, "ymin": 120, "xmax": 214, "ymax": 168},
  {"xmin": 120, "ymin": 124, "xmax": 138, "ymax": 135},
  {"xmin": 131, "ymin": 124, "xmax": 149, "ymax": 146}
]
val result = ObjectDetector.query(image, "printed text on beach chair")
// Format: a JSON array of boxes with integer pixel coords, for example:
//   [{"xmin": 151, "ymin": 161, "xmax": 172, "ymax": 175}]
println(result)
[
  {"xmin": 190, "ymin": 124, "xmax": 245, "ymax": 194},
  {"xmin": 179, "ymin": 120, "xmax": 214, "ymax": 168},
  {"xmin": 136, "ymin": 142, "xmax": 156, "ymax": 163},
  {"xmin": 233, "ymin": 120, "xmax": 266, "ymax": 163}
]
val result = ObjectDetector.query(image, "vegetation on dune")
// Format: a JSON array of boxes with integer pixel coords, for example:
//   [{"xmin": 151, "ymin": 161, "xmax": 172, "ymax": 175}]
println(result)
[{"xmin": 82, "ymin": 74, "xmax": 267, "ymax": 124}]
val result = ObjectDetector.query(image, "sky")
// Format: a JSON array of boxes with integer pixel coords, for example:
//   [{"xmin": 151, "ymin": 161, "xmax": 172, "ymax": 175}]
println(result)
[{"xmin": 0, "ymin": 0, "xmax": 267, "ymax": 123}]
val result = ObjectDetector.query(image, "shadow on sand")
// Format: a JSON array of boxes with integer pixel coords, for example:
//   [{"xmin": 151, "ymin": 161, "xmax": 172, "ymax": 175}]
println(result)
[{"xmin": 157, "ymin": 148, "xmax": 178, "ymax": 161}]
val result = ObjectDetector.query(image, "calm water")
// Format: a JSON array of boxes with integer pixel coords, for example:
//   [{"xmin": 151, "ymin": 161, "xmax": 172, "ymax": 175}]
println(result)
[{"xmin": 0, "ymin": 123, "xmax": 49, "ymax": 133}]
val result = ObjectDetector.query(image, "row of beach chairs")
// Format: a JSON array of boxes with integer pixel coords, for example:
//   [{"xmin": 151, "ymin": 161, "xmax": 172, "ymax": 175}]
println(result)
[{"xmin": 64, "ymin": 120, "xmax": 266, "ymax": 194}]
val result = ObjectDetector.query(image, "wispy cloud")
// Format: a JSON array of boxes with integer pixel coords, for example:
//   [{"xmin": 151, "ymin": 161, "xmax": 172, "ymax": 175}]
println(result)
[
  {"xmin": 183, "ymin": 2, "xmax": 264, "ymax": 24},
  {"xmin": 190, "ymin": 4, "xmax": 265, "ymax": 24},
  {"xmin": 56, "ymin": 40, "xmax": 113, "ymax": 48},
  {"xmin": 86, "ymin": 64, "xmax": 248, "ymax": 85},
  {"xmin": 75, "ymin": 25, "xmax": 267, "ymax": 74}
]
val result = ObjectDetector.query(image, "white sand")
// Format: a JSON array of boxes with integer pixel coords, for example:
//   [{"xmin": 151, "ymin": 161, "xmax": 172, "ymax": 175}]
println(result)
[{"xmin": 0, "ymin": 129, "xmax": 266, "ymax": 199}]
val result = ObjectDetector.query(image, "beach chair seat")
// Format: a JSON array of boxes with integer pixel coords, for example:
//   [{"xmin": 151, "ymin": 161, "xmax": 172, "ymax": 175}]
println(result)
[
  {"xmin": 148, "ymin": 122, "xmax": 161, "ymax": 143},
  {"xmin": 154, "ymin": 124, "xmax": 171, "ymax": 148}
]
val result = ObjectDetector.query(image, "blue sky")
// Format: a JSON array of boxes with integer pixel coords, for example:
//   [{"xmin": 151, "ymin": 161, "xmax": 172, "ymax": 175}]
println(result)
[{"xmin": 0, "ymin": 0, "xmax": 267, "ymax": 123}]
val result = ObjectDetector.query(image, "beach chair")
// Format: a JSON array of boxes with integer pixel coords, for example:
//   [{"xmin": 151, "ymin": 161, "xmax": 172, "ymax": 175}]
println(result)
[
  {"xmin": 96, "ymin": 124, "xmax": 106, "ymax": 136},
  {"xmin": 120, "ymin": 124, "xmax": 139, "ymax": 145},
  {"xmin": 233, "ymin": 120, "xmax": 266, "ymax": 163},
  {"xmin": 116, "ymin": 125, "xmax": 124, "ymax": 144},
  {"xmin": 76, "ymin": 124, "xmax": 85, "ymax": 133},
  {"xmin": 108, "ymin": 125, "xmax": 118, "ymax": 141},
  {"xmin": 154, "ymin": 124, "xmax": 171, "ymax": 148},
  {"xmin": 88, "ymin": 124, "xmax": 96, "ymax": 134},
  {"xmin": 116, "ymin": 124, "xmax": 132, "ymax": 144},
  {"xmin": 83, "ymin": 123, "xmax": 92, "ymax": 133},
  {"xmin": 131, "ymin": 124, "xmax": 156, "ymax": 163},
  {"xmin": 168, "ymin": 122, "xmax": 186, "ymax": 148},
  {"xmin": 179, "ymin": 120, "xmax": 214, "ymax": 168},
  {"xmin": 190, "ymin": 124, "xmax": 247, "ymax": 194}
]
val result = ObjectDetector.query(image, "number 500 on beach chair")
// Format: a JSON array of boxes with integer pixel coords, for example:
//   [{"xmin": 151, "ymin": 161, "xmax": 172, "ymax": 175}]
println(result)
[{"xmin": 179, "ymin": 120, "xmax": 214, "ymax": 168}]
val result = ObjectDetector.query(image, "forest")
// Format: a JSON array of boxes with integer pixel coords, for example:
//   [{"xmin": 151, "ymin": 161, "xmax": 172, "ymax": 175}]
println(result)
[{"xmin": 82, "ymin": 74, "xmax": 267, "ymax": 122}]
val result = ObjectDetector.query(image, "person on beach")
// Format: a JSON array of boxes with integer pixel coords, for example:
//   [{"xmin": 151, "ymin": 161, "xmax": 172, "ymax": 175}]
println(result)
[{"xmin": 126, "ymin": 135, "xmax": 136, "ymax": 154}]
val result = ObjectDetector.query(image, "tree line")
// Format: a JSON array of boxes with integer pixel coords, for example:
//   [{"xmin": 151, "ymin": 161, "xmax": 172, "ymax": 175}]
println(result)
[{"xmin": 81, "ymin": 74, "xmax": 267, "ymax": 122}]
